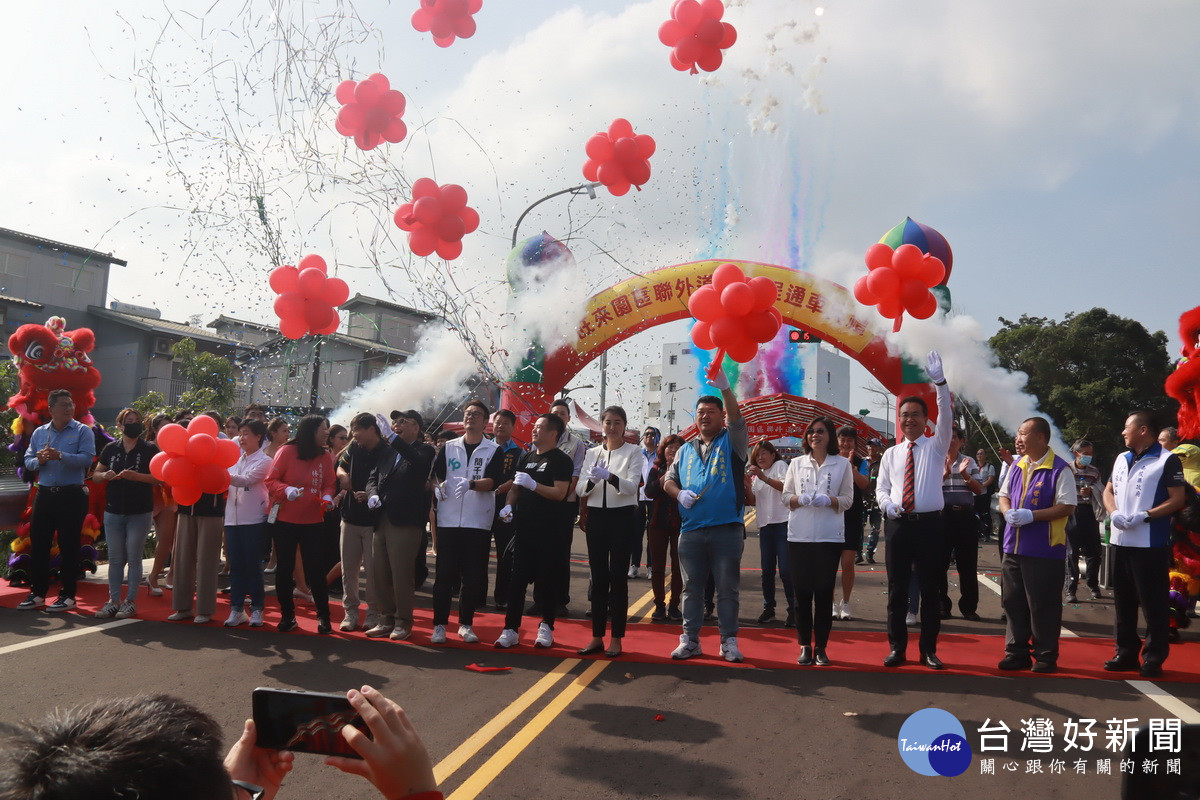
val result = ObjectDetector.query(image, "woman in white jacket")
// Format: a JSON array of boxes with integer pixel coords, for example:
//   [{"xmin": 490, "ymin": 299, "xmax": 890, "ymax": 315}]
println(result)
[
  {"xmin": 223, "ymin": 418, "xmax": 273, "ymax": 627},
  {"xmin": 576, "ymin": 406, "xmax": 644, "ymax": 657},
  {"xmin": 783, "ymin": 417, "xmax": 854, "ymax": 667}
]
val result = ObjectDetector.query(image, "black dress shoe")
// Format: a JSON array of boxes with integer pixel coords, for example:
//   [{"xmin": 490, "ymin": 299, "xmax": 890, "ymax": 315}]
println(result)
[
  {"xmin": 998, "ymin": 654, "xmax": 1032, "ymax": 671},
  {"xmin": 921, "ymin": 652, "xmax": 945, "ymax": 670},
  {"xmin": 797, "ymin": 646, "xmax": 813, "ymax": 666},
  {"xmin": 667, "ymin": 606, "xmax": 683, "ymax": 621},
  {"xmin": 813, "ymin": 647, "xmax": 831, "ymax": 667},
  {"xmin": 277, "ymin": 617, "xmax": 298, "ymax": 633},
  {"xmin": 1031, "ymin": 661, "xmax": 1057, "ymax": 674},
  {"xmin": 1104, "ymin": 656, "xmax": 1140, "ymax": 672},
  {"xmin": 316, "ymin": 617, "xmax": 332, "ymax": 634},
  {"xmin": 577, "ymin": 644, "xmax": 604, "ymax": 656},
  {"xmin": 1139, "ymin": 662, "xmax": 1163, "ymax": 678},
  {"xmin": 757, "ymin": 608, "xmax": 776, "ymax": 624},
  {"xmin": 883, "ymin": 650, "xmax": 906, "ymax": 668},
  {"xmin": 784, "ymin": 610, "xmax": 795, "ymax": 628},
  {"xmin": 961, "ymin": 612, "xmax": 981, "ymax": 621}
]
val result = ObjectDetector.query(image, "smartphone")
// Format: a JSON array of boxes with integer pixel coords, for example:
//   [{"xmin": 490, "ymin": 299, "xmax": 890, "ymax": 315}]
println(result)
[{"xmin": 252, "ymin": 687, "xmax": 368, "ymax": 758}]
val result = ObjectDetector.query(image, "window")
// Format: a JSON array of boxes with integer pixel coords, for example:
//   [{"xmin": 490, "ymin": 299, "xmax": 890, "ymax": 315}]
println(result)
[
  {"xmin": 288, "ymin": 363, "xmax": 302, "ymax": 379},
  {"xmin": 55, "ymin": 264, "xmax": 92, "ymax": 291},
  {"xmin": 668, "ymin": 382, "xmax": 677, "ymax": 393},
  {"xmin": 668, "ymin": 355, "xmax": 677, "ymax": 365},
  {"xmin": 0, "ymin": 251, "xmax": 28, "ymax": 277},
  {"xmin": 681, "ymin": 348, "xmax": 690, "ymax": 355}
]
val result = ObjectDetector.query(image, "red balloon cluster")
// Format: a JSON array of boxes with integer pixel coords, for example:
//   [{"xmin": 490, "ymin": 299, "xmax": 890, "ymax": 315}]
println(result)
[
  {"xmin": 149, "ymin": 416, "xmax": 241, "ymax": 506},
  {"xmin": 853, "ymin": 243, "xmax": 947, "ymax": 332},
  {"xmin": 688, "ymin": 263, "xmax": 782, "ymax": 376},
  {"xmin": 658, "ymin": 0, "xmax": 738, "ymax": 74},
  {"xmin": 334, "ymin": 73, "xmax": 407, "ymax": 151},
  {"xmin": 393, "ymin": 178, "xmax": 480, "ymax": 260},
  {"xmin": 411, "ymin": 0, "xmax": 482, "ymax": 48},
  {"xmin": 270, "ymin": 254, "xmax": 351, "ymax": 340},
  {"xmin": 582, "ymin": 119, "xmax": 656, "ymax": 197}
]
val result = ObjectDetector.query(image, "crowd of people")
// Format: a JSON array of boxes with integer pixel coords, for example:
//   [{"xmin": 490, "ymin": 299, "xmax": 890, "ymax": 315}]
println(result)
[{"xmin": 11, "ymin": 350, "xmax": 1197, "ymax": 678}]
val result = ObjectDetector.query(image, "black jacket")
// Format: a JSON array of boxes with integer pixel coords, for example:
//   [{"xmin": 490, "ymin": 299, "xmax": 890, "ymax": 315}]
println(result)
[{"xmin": 366, "ymin": 436, "xmax": 435, "ymax": 527}]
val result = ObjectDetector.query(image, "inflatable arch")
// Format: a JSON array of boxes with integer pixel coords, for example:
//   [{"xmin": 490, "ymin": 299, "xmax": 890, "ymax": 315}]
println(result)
[{"xmin": 501, "ymin": 260, "xmax": 936, "ymax": 438}]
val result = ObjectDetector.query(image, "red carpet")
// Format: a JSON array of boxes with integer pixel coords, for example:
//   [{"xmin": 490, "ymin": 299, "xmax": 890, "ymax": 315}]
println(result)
[{"xmin": 3, "ymin": 579, "xmax": 1198, "ymax": 683}]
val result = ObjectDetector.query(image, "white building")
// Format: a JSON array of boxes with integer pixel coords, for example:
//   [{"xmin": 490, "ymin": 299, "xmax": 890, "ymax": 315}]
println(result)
[{"xmin": 640, "ymin": 340, "xmax": 853, "ymax": 435}]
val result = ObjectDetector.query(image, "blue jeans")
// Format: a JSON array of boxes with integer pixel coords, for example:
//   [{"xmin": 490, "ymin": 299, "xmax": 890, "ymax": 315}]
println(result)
[
  {"xmin": 758, "ymin": 522, "xmax": 794, "ymax": 613},
  {"xmin": 226, "ymin": 523, "xmax": 266, "ymax": 610},
  {"xmin": 678, "ymin": 522, "xmax": 744, "ymax": 640},
  {"xmin": 104, "ymin": 512, "xmax": 152, "ymax": 604}
]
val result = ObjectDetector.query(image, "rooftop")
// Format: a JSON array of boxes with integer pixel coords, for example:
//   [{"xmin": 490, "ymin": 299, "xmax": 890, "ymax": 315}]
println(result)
[
  {"xmin": 0, "ymin": 227, "xmax": 127, "ymax": 267},
  {"xmin": 342, "ymin": 293, "xmax": 438, "ymax": 321},
  {"xmin": 88, "ymin": 306, "xmax": 248, "ymax": 348}
]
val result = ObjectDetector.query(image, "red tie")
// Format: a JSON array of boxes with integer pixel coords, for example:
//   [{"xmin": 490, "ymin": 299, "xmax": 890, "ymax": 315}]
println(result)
[{"xmin": 902, "ymin": 441, "xmax": 916, "ymax": 513}]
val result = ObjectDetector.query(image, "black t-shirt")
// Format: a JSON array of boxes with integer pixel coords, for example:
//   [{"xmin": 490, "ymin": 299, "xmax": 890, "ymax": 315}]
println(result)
[
  {"xmin": 864, "ymin": 457, "xmax": 882, "ymax": 511},
  {"xmin": 493, "ymin": 440, "xmax": 523, "ymax": 513},
  {"xmin": 432, "ymin": 440, "xmax": 507, "ymax": 485},
  {"xmin": 514, "ymin": 448, "xmax": 574, "ymax": 532},
  {"xmin": 99, "ymin": 439, "xmax": 159, "ymax": 515},
  {"xmin": 338, "ymin": 440, "xmax": 385, "ymax": 526},
  {"xmin": 844, "ymin": 454, "xmax": 865, "ymax": 529}
]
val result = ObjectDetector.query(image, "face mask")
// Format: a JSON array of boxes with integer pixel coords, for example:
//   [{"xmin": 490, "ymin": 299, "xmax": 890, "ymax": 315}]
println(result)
[
  {"xmin": 123, "ymin": 422, "xmax": 144, "ymax": 438},
  {"xmin": 1077, "ymin": 455, "xmax": 1092, "ymax": 466}
]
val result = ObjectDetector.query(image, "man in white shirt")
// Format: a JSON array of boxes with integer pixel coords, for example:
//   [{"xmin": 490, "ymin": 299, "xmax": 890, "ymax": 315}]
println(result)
[{"xmin": 875, "ymin": 351, "xmax": 952, "ymax": 670}]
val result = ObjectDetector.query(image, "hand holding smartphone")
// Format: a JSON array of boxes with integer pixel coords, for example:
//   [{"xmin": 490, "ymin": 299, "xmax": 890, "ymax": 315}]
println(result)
[{"xmin": 252, "ymin": 688, "xmax": 368, "ymax": 758}]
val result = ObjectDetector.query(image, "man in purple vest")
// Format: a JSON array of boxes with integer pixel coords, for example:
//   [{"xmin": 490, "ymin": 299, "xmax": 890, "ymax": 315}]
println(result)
[{"xmin": 996, "ymin": 416, "xmax": 1076, "ymax": 673}]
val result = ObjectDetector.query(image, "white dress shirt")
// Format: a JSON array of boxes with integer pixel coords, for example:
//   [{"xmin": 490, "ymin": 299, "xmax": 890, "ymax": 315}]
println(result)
[
  {"xmin": 577, "ymin": 442, "xmax": 643, "ymax": 508},
  {"xmin": 782, "ymin": 453, "xmax": 855, "ymax": 542},
  {"xmin": 751, "ymin": 459, "xmax": 791, "ymax": 526},
  {"xmin": 875, "ymin": 383, "xmax": 953, "ymax": 514}
]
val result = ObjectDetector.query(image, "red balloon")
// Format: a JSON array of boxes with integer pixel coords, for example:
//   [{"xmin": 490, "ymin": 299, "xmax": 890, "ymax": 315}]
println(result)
[
  {"xmin": 326, "ymin": 278, "xmax": 350, "ymax": 307},
  {"xmin": 188, "ymin": 415, "xmax": 220, "ymax": 438},
  {"xmin": 162, "ymin": 455, "xmax": 193, "ymax": 488},
  {"xmin": 149, "ymin": 450, "xmax": 171, "ymax": 481},
  {"xmin": 413, "ymin": 0, "xmax": 480, "ymax": 47},
  {"xmin": 877, "ymin": 295, "xmax": 904, "ymax": 319},
  {"xmin": 866, "ymin": 267, "xmax": 900, "ymax": 299},
  {"xmin": 437, "ymin": 214, "xmax": 466, "ymax": 242},
  {"xmin": 157, "ymin": 424, "xmax": 188, "ymax": 456},
  {"xmin": 583, "ymin": 121, "xmax": 655, "ymax": 195},
  {"xmin": 185, "ymin": 433, "xmax": 217, "ymax": 464},
  {"xmin": 625, "ymin": 160, "xmax": 652, "ymax": 187},
  {"xmin": 353, "ymin": 78, "xmax": 381, "ymax": 106},
  {"xmin": 269, "ymin": 265, "xmax": 299, "ymax": 294},
  {"xmin": 725, "ymin": 339, "xmax": 758, "ymax": 363},
  {"xmin": 440, "ymin": 184, "xmax": 468, "ymax": 209},
  {"xmin": 395, "ymin": 179, "xmax": 477, "ymax": 260},
  {"xmin": 710, "ymin": 316, "xmax": 749, "ymax": 349},
  {"xmin": 918, "ymin": 255, "xmax": 947, "ymax": 287},
  {"xmin": 696, "ymin": 17, "xmax": 724, "ymax": 45},
  {"xmin": 274, "ymin": 291, "xmax": 306, "ymax": 322},
  {"xmin": 460, "ymin": 207, "xmax": 480, "ymax": 234},
  {"xmin": 659, "ymin": 0, "xmax": 737, "ymax": 74},
  {"xmin": 748, "ymin": 276, "xmax": 777, "ymax": 310},
  {"xmin": 696, "ymin": 48, "xmax": 724, "ymax": 73},
  {"xmin": 907, "ymin": 291, "xmax": 939, "ymax": 319},
  {"xmin": 306, "ymin": 301, "xmax": 337, "ymax": 332},
  {"xmin": 853, "ymin": 275, "xmax": 877, "ymax": 305},
  {"xmin": 608, "ymin": 118, "xmax": 635, "ymax": 139},
  {"xmin": 744, "ymin": 309, "xmax": 781, "ymax": 343},
  {"xmin": 335, "ymin": 80, "xmax": 356, "ymax": 104},
  {"xmin": 215, "ymin": 437, "xmax": 241, "ymax": 468},
  {"xmin": 408, "ymin": 227, "xmax": 438, "ymax": 257},
  {"xmin": 412, "ymin": 177, "xmax": 440, "ymax": 199},
  {"xmin": 892, "ymin": 244, "xmax": 925, "ymax": 277},
  {"xmin": 435, "ymin": 239, "xmax": 464, "ymax": 261},
  {"xmin": 711, "ymin": 262, "xmax": 746, "ymax": 291},
  {"xmin": 413, "ymin": 197, "xmax": 442, "ymax": 226},
  {"xmin": 280, "ymin": 317, "xmax": 308, "ymax": 340},
  {"xmin": 692, "ymin": 320, "xmax": 715, "ymax": 350},
  {"xmin": 173, "ymin": 485, "xmax": 202, "ymax": 506},
  {"xmin": 675, "ymin": 0, "xmax": 702, "ymax": 27},
  {"xmin": 720, "ymin": 282, "xmax": 754, "ymax": 316},
  {"xmin": 635, "ymin": 134, "xmax": 656, "ymax": 159},
  {"xmin": 196, "ymin": 462, "xmax": 230, "ymax": 495},
  {"xmin": 864, "ymin": 243, "xmax": 893, "ymax": 271},
  {"xmin": 297, "ymin": 267, "xmax": 327, "ymax": 299},
  {"xmin": 298, "ymin": 253, "xmax": 326, "ymax": 273},
  {"xmin": 314, "ymin": 317, "xmax": 340, "ymax": 336},
  {"xmin": 767, "ymin": 306, "xmax": 783, "ymax": 326},
  {"xmin": 608, "ymin": 181, "xmax": 632, "ymax": 197},
  {"xmin": 900, "ymin": 278, "xmax": 930, "ymax": 310},
  {"xmin": 688, "ymin": 286, "xmax": 723, "ymax": 322}
]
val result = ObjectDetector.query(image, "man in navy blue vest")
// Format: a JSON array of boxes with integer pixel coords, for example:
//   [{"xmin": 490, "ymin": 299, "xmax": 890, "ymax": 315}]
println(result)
[{"xmin": 663, "ymin": 371, "xmax": 748, "ymax": 663}]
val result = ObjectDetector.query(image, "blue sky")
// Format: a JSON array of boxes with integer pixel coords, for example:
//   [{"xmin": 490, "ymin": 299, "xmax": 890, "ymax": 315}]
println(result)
[{"xmin": 1, "ymin": 0, "xmax": 1196, "ymax": 420}]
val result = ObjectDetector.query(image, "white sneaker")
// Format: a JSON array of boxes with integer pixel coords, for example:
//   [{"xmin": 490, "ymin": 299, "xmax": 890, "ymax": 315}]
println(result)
[
  {"xmin": 95, "ymin": 601, "xmax": 119, "ymax": 619},
  {"xmin": 627, "ymin": 565, "xmax": 639, "ymax": 579},
  {"xmin": 430, "ymin": 624, "xmax": 447, "ymax": 644},
  {"xmin": 167, "ymin": 610, "xmax": 192, "ymax": 621},
  {"xmin": 115, "ymin": 601, "xmax": 137, "ymax": 620},
  {"xmin": 459, "ymin": 625, "xmax": 479, "ymax": 643},
  {"xmin": 720, "ymin": 636, "xmax": 744, "ymax": 663},
  {"xmin": 224, "ymin": 609, "xmax": 249, "ymax": 627},
  {"xmin": 193, "ymin": 614, "xmax": 211, "ymax": 624},
  {"xmin": 671, "ymin": 634, "xmax": 702, "ymax": 660},
  {"xmin": 494, "ymin": 628, "xmax": 519, "ymax": 648},
  {"xmin": 534, "ymin": 622, "xmax": 554, "ymax": 648},
  {"xmin": 840, "ymin": 601, "xmax": 852, "ymax": 621},
  {"xmin": 905, "ymin": 611, "xmax": 918, "ymax": 626},
  {"xmin": 833, "ymin": 601, "xmax": 841, "ymax": 620},
  {"xmin": 249, "ymin": 609, "xmax": 264, "ymax": 627}
]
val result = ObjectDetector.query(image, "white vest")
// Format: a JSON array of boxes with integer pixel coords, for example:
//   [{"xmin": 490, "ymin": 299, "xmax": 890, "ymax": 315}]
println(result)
[
  {"xmin": 1110, "ymin": 446, "xmax": 1173, "ymax": 548},
  {"xmin": 437, "ymin": 436, "xmax": 499, "ymax": 530}
]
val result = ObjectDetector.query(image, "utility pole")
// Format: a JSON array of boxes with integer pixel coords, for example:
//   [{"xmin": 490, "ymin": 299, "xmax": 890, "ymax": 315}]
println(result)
[{"xmin": 309, "ymin": 338, "xmax": 324, "ymax": 413}]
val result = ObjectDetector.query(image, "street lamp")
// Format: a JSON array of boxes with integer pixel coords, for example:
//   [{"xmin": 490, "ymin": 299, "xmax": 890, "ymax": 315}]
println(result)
[
  {"xmin": 511, "ymin": 182, "xmax": 602, "ymax": 248},
  {"xmin": 559, "ymin": 383, "xmax": 594, "ymax": 399}
]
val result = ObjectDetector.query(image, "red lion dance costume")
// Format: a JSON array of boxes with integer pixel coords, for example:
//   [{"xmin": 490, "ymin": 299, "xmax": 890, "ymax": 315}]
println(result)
[
  {"xmin": 6, "ymin": 316, "xmax": 107, "ymax": 586},
  {"xmin": 1166, "ymin": 306, "xmax": 1200, "ymax": 633}
]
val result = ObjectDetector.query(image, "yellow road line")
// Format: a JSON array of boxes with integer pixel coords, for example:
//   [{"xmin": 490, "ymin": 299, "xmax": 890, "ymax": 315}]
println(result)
[
  {"xmin": 446, "ymin": 659, "xmax": 611, "ymax": 800},
  {"xmin": 432, "ymin": 658, "xmax": 578, "ymax": 785}
]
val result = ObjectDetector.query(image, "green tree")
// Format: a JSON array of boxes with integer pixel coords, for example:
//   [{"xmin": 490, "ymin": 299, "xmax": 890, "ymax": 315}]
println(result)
[
  {"xmin": 988, "ymin": 308, "xmax": 1177, "ymax": 471},
  {"xmin": 0, "ymin": 359, "xmax": 18, "ymax": 469},
  {"xmin": 171, "ymin": 338, "xmax": 236, "ymax": 414}
]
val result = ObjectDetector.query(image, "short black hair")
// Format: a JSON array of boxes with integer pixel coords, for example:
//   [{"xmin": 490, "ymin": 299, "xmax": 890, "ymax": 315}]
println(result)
[
  {"xmin": 493, "ymin": 408, "xmax": 517, "ymax": 424},
  {"xmin": 696, "ymin": 394, "xmax": 724, "ymax": 411},
  {"xmin": 465, "ymin": 398, "xmax": 489, "ymax": 416},
  {"xmin": 836, "ymin": 425, "xmax": 858, "ymax": 440},
  {"xmin": 1128, "ymin": 409, "xmax": 1161, "ymax": 436},
  {"xmin": 243, "ymin": 403, "xmax": 266, "ymax": 416},
  {"xmin": 0, "ymin": 694, "xmax": 229, "ymax": 800},
  {"xmin": 601, "ymin": 405, "xmax": 627, "ymax": 425},
  {"xmin": 802, "ymin": 417, "xmax": 839, "ymax": 456},
  {"xmin": 238, "ymin": 418, "xmax": 266, "ymax": 443},
  {"xmin": 898, "ymin": 395, "xmax": 928, "ymax": 417},
  {"xmin": 437, "ymin": 429, "xmax": 456, "ymax": 442},
  {"xmin": 203, "ymin": 410, "xmax": 224, "ymax": 426},
  {"xmin": 1022, "ymin": 416, "xmax": 1052, "ymax": 441},
  {"xmin": 539, "ymin": 412, "xmax": 565, "ymax": 437},
  {"xmin": 550, "ymin": 398, "xmax": 570, "ymax": 411},
  {"xmin": 350, "ymin": 412, "xmax": 378, "ymax": 431},
  {"xmin": 47, "ymin": 389, "xmax": 73, "ymax": 409}
]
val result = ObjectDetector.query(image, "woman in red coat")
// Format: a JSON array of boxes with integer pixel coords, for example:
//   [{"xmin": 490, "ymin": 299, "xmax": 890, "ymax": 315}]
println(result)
[{"xmin": 265, "ymin": 414, "xmax": 337, "ymax": 633}]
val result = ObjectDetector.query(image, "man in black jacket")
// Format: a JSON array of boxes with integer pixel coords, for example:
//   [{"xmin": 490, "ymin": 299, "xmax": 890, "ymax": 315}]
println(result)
[
  {"xmin": 335, "ymin": 413, "xmax": 387, "ymax": 632},
  {"xmin": 364, "ymin": 410, "xmax": 435, "ymax": 641}
]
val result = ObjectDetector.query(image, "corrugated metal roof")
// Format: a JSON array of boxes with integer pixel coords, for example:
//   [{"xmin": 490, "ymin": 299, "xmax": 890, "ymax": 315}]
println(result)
[
  {"xmin": 0, "ymin": 227, "xmax": 128, "ymax": 266},
  {"xmin": 87, "ymin": 306, "xmax": 246, "ymax": 347},
  {"xmin": 0, "ymin": 294, "xmax": 44, "ymax": 309}
]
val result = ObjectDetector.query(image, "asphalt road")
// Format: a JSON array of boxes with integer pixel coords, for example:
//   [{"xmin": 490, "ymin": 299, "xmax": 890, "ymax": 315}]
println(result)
[{"xmin": 2, "ymin": 527, "xmax": 1198, "ymax": 800}]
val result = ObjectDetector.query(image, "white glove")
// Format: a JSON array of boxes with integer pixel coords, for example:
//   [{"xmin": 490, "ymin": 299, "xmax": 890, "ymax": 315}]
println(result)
[
  {"xmin": 513, "ymin": 471, "xmax": 537, "ymax": 491},
  {"xmin": 367, "ymin": 495, "xmax": 382, "ymax": 509},
  {"xmin": 677, "ymin": 489, "xmax": 699, "ymax": 509},
  {"xmin": 795, "ymin": 492, "xmax": 813, "ymax": 508},
  {"xmin": 926, "ymin": 350, "xmax": 945, "ymax": 384},
  {"xmin": 1005, "ymin": 508, "xmax": 1034, "ymax": 527},
  {"xmin": 284, "ymin": 486, "xmax": 302, "ymax": 501},
  {"xmin": 446, "ymin": 476, "xmax": 469, "ymax": 499},
  {"xmin": 881, "ymin": 500, "xmax": 901, "ymax": 520},
  {"xmin": 435, "ymin": 484, "xmax": 448, "ymax": 501},
  {"xmin": 707, "ymin": 370, "xmax": 730, "ymax": 391},
  {"xmin": 1110, "ymin": 513, "xmax": 1143, "ymax": 530},
  {"xmin": 374, "ymin": 413, "xmax": 397, "ymax": 441},
  {"xmin": 810, "ymin": 494, "xmax": 832, "ymax": 508},
  {"xmin": 591, "ymin": 463, "xmax": 612, "ymax": 481},
  {"xmin": 499, "ymin": 504, "xmax": 514, "ymax": 523}
]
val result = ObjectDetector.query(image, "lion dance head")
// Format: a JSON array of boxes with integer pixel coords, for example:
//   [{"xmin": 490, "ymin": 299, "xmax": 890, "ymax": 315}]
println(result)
[{"xmin": 6, "ymin": 315, "xmax": 101, "ymax": 431}]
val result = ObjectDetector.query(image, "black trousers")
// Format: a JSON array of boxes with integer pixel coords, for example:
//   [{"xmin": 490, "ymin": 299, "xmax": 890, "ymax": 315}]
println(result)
[
  {"xmin": 788, "ymin": 541, "xmax": 843, "ymax": 648},
  {"xmin": 586, "ymin": 506, "xmax": 636, "ymax": 638},
  {"xmin": 974, "ymin": 494, "xmax": 994, "ymax": 539},
  {"xmin": 489, "ymin": 515, "xmax": 515, "ymax": 606},
  {"xmin": 1111, "ymin": 544, "xmax": 1172, "ymax": 667},
  {"xmin": 273, "ymin": 520, "xmax": 332, "ymax": 620},
  {"xmin": 630, "ymin": 499, "xmax": 651, "ymax": 569},
  {"xmin": 939, "ymin": 506, "xmax": 979, "ymax": 616},
  {"xmin": 433, "ymin": 527, "xmax": 490, "ymax": 626},
  {"xmin": 1001, "ymin": 552, "xmax": 1065, "ymax": 663},
  {"xmin": 1066, "ymin": 505, "xmax": 1102, "ymax": 593},
  {"xmin": 885, "ymin": 514, "xmax": 946, "ymax": 655},
  {"xmin": 534, "ymin": 502, "xmax": 575, "ymax": 609},
  {"xmin": 30, "ymin": 485, "xmax": 87, "ymax": 599},
  {"xmin": 506, "ymin": 527, "xmax": 569, "ymax": 631}
]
